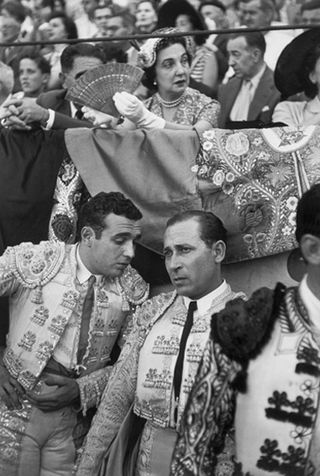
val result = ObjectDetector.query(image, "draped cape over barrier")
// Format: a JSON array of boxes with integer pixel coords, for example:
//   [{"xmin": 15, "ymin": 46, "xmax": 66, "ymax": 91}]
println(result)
[
  {"xmin": 0, "ymin": 126, "xmax": 320, "ymax": 264},
  {"xmin": 65, "ymin": 128, "xmax": 201, "ymax": 255},
  {"xmin": 64, "ymin": 126, "xmax": 320, "ymax": 263}
]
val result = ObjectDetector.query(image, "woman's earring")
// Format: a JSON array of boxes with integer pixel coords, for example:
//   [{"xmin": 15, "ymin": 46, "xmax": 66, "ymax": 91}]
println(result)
[{"xmin": 153, "ymin": 80, "xmax": 157, "ymax": 86}]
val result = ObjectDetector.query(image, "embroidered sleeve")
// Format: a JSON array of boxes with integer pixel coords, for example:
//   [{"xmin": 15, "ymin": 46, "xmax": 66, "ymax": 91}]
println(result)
[
  {"xmin": 6, "ymin": 241, "xmax": 65, "ymax": 289},
  {"xmin": 117, "ymin": 307, "xmax": 135, "ymax": 349},
  {"xmin": 76, "ymin": 324, "xmax": 141, "ymax": 475},
  {"xmin": 77, "ymin": 367, "xmax": 113, "ymax": 416},
  {"xmin": 170, "ymin": 339, "xmax": 240, "ymax": 476},
  {"xmin": 119, "ymin": 265, "xmax": 149, "ymax": 307},
  {"xmin": 0, "ymin": 247, "xmax": 20, "ymax": 296}
]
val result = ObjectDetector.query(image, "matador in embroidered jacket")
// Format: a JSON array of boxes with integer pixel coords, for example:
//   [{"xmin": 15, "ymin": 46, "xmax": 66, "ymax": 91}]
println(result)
[
  {"xmin": 76, "ymin": 210, "xmax": 245, "ymax": 476},
  {"xmin": 171, "ymin": 184, "xmax": 320, "ymax": 476},
  {"xmin": 0, "ymin": 192, "xmax": 149, "ymax": 476}
]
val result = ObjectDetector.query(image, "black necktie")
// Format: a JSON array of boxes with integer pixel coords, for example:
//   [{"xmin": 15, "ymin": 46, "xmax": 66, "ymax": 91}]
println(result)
[
  {"xmin": 77, "ymin": 275, "xmax": 96, "ymax": 365},
  {"xmin": 173, "ymin": 300, "xmax": 197, "ymax": 414}
]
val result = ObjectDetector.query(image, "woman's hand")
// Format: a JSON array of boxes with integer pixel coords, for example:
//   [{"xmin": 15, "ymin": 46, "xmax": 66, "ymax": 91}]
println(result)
[
  {"xmin": 113, "ymin": 92, "xmax": 165, "ymax": 129},
  {"xmin": 82, "ymin": 106, "xmax": 118, "ymax": 128}
]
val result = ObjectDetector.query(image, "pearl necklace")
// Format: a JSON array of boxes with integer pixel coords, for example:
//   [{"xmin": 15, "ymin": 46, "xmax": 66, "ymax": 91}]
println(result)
[{"xmin": 156, "ymin": 92, "xmax": 185, "ymax": 108}]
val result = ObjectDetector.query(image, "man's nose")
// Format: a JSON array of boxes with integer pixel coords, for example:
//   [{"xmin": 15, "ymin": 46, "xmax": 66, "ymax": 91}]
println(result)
[
  {"xmin": 123, "ymin": 241, "xmax": 135, "ymax": 259},
  {"xmin": 167, "ymin": 253, "xmax": 181, "ymax": 271}
]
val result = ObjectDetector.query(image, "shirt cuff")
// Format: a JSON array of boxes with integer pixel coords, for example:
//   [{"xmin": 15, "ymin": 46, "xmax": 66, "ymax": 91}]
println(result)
[{"xmin": 42, "ymin": 108, "xmax": 55, "ymax": 130}]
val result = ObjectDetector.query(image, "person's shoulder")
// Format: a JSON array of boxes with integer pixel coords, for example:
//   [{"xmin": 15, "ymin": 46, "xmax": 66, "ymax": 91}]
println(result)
[
  {"xmin": 212, "ymin": 283, "xmax": 289, "ymax": 363},
  {"xmin": 135, "ymin": 290, "xmax": 176, "ymax": 327},
  {"xmin": 186, "ymin": 87, "xmax": 218, "ymax": 105},
  {"xmin": 218, "ymin": 75, "xmax": 240, "ymax": 94},
  {"xmin": 5, "ymin": 240, "xmax": 66, "ymax": 287},
  {"xmin": 37, "ymin": 89, "xmax": 67, "ymax": 107},
  {"xmin": 118, "ymin": 265, "xmax": 149, "ymax": 306},
  {"xmin": 274, "ymin": 99, "xmax": 306, "ymax": 113}
]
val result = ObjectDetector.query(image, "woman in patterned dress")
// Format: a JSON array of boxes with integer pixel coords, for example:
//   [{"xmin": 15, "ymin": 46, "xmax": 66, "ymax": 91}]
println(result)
[{"xmin": 84, "ymin": 28, "xmax": 220, "ymax": 134}]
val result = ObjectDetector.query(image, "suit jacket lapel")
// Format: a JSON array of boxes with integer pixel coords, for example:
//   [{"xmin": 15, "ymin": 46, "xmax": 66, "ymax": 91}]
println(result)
[
  {"xmin": 248, "ymin": 67, "xmax": 274, "ymax": 120},
  {"xmin": 219, "ymin": 78, "xmax": 242, "ymax": 126}
]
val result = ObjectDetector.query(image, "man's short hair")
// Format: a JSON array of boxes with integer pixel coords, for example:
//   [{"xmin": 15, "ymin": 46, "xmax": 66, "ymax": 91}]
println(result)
[
  {"xmin": 19, "ymin": 52, "xmax": 51, "ymax": 75},
  {"xmin": 301, "ymin": 0, "xmax": 320, "ymax": 12},
  {"xmin": 241, "ymin": 0, "xmax": 275, "ymax": 14},
  {"xmin": 60, "ymin": 43, "xmax": 105, "ymax": 73},
  {"xmin": 166, "ymin": 210, "xmax": 227, "ymax": 247},
  {"xmin": 199, "ymin": 0, "xmax": 226, "ymax": 14},
  {"xmin": 110, "ymin": 7, "xmax": 135, "ymax": 29},
  {"xmin": 228, "ymin": 31, "xmax": 266, "ymax": 56},
  {"xmin": 0, "ymin": 62, "xmax": 14, "ymax": 97},
  {"xmin": 295, "ymin": 184, "xmax": 320, "ymax": 243},
  {"xmin": 1, "ymin": 1, "xmax": 26, "ymax": 23},
  {"xmin": 78, "ymin": 191, "xmax": 143, "ymax": 239}
]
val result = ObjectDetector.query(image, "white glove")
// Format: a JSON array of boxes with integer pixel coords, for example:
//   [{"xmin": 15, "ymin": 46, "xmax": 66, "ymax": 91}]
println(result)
[
  {"xmin": 113, "ymin": 91, "xmax": 165, "ymax": 129},
  {"xmin": 82, "ymin": 106, "xmax": 117, "ymax": 128}
]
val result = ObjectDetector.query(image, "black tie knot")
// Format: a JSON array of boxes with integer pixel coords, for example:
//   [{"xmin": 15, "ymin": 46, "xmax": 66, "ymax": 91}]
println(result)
[{"xmin": 188, "ymin": 301, "xmax": 197, "ymax": 313}]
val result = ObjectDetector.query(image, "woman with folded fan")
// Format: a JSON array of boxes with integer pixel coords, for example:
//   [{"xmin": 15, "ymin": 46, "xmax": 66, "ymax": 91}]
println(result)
[{"xmin": 83, "ymin": 28, "xmax": 220, "ymax": 134}]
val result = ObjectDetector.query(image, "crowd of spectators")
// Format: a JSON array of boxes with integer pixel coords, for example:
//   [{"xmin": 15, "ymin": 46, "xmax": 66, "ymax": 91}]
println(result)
[{"xmin": 0, "ymin": 0, "xmax": 319, "ymax": 109}]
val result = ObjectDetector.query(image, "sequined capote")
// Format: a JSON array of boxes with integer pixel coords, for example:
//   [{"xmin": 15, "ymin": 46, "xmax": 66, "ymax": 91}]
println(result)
[{"xmin": 145, "ymin": 87, "xmax": 220, "ymax": 128}]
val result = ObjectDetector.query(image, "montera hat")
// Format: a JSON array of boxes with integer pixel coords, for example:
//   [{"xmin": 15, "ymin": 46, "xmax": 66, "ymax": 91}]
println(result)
[{"xmin": 274, "ymin": 28, "xmax": 320, "ymax": 99}]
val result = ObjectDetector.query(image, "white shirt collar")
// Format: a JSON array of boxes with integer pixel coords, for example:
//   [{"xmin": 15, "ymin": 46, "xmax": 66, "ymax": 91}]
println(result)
[
  {"xmin": 183, "ymin": 280, "xmax": 228, "ymax": 315},
  {"xmin": 70, "ymin": 101, "xmax": 77, "ymax": 119},
  {"xmin": 306, "ymin": 95, "xmax": 320, "ymax": 114},
  {"xmin": 76, "ymin": 245, "xmax": 101, "ymax": 284},
  {"xmin": 299, "ymin": 274, "xmax": 320, "ymax": 330}
]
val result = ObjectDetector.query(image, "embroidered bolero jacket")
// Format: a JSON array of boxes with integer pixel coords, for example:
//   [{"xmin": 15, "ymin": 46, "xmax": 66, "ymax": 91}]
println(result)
[
  {"xmin": 76, "ymin": 284, "xmax": 244, "ymax": 475},
  {"xmin": 0, "ymin": 240, "xmax": 149, "ymax": 413}
]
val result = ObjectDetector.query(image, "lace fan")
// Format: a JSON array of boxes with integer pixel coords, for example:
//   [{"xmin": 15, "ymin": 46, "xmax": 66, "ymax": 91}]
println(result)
[{"xmin": 66, "ymin": 63, "xmax": 144, "ymax": 116}]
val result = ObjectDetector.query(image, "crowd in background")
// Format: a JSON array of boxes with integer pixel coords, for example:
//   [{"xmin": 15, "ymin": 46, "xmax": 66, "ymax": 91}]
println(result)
[{"xmin": 0, "ymin": 0, "xmax": 319, "ymax": 106}]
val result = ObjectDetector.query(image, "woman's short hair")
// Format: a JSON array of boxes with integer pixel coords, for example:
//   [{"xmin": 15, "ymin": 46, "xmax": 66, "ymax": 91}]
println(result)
[
  {"xmin": 48, "ymin": 12, "xmax": 78, "ymax": 39},
  {"xmin": 140, "ymin": 33, "xmax": 193, "ymax": 90},
  {"xmin": 19, "ymin": 52, "xmax": 51, "ymax": 75},
  {"xmin": 300, "ymin": 44, "xmax": 320, "ymax": 99}
]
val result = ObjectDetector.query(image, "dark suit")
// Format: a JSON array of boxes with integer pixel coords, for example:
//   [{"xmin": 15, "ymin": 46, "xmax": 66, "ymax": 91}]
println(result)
[
  {"xmin": 218, "ymin": 66, "xmax": 281, "ymax": 129},
  {"xmin": 37, "ymin": 89, "xmax": 92, "ymax": 129}
]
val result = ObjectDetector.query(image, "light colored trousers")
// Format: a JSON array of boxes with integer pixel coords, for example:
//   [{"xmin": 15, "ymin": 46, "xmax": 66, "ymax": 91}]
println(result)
[{"xmin": 0, "ymin": 398, "xmax": 77, "ymax": 476}]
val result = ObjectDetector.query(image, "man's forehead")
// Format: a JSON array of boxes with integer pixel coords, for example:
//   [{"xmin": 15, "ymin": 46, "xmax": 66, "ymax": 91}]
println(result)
[
  {"xmin": 241, "ymin": 0, "xmax": 261, "ymax": 12},
  {"xmin": 104, "ymin": 213, "xmax": 142, "ymax": 234},
  {"xmin": 228, "ymin": 37, "xmax": 247, "ymax": 51},
  {"xmin": 70, "ymin": 56, "xmax": 102, "ymax": 75},
  {"xmin": 95, "ymin": 6, "xmax": 112, "ymax": 17},
  {"xmin": 164, "ymin": 219, "xmax": 200, "ymax": 244}
]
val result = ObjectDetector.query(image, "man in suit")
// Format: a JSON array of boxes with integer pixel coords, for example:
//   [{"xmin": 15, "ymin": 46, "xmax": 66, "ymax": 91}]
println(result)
[
  {"xmin": 1, "ymin": 43, "xmax": 105, "ymax": 130},
  {"xmin": 238, "ymin": 0, "xmax": 292, "ymax": 70},
  {"xmin": 218, "ymin": 31, "xmax": 281, "ymax": 129}
]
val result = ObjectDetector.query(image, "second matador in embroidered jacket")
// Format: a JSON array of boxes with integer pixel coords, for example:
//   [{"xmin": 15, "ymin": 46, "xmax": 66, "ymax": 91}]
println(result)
[{"xmin": 0, "ymin": 240, "xmax": 148, "ymax": 476}]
